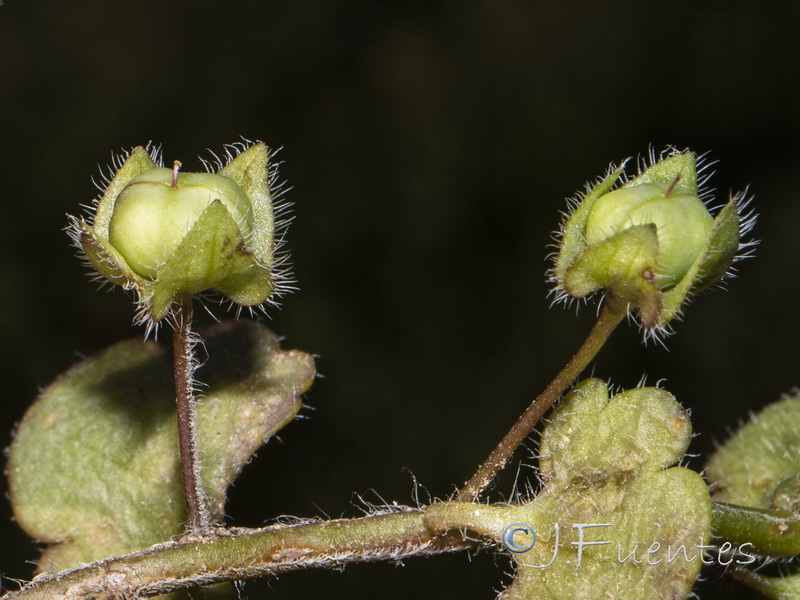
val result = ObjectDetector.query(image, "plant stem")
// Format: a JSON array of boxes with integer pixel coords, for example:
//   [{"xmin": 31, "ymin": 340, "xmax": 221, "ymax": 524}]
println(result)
[
  {"xmin": 0, "ymin": 509, "xmax": 477, "ymax": 600},
  {"xmin": 457, "ymin": 301, "xmax": 626, "ymax": 502},
  {"xmin": 712, "ymin": 501, "xmax": 800, "ymax": 558},
  {"xmin": 173, "ymin": 295, "xmax": 209, "ymax": 532},
  {"xmin": 728, "ymin": 568, "xmax": 800, "ymax": 599}
]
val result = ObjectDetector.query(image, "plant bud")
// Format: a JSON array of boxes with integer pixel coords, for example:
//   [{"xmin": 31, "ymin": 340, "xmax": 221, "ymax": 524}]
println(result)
[
  {"xmin": 553, "ymin": 149, "xmax": 754, "ymax": 332},
  {"xmin": 69, "ymin": 142, "xmax": 290, "ymax": 330}
]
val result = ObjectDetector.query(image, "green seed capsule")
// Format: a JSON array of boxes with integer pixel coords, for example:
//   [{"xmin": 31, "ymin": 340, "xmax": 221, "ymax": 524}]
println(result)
[
  {"xmin": 69, "ymin": 142, "xmax": 288, "ymax": 330},
  {"xmin": 584, "ymin": 182, "xmax": 714, "ymax": 288},
  {"xmin": 553, "ymin": 149, "xmax": 753, "ymax": 333},
  {"xmin": 108, "ymin": 167, "xmax": 256, "ymax": 280}
]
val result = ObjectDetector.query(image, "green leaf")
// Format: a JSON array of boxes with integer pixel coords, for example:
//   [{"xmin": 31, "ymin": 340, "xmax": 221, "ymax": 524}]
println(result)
[
  {"xmin": 539, "ymin": 378, "xmax": 692, "ymax": 486},
  {"xmin": 428, "ymin": 379, "xmax": 710, "ymax": 600},
  {"xmin": 707, "ymin": 393, "xmax": 800, "ymax": 508},
  {"xmin": 498, "ymin": 468, "xmax": 711, "ymax": 600},
  {"xmin": 8, "ymin": 320, "xmax": 315, "ymax": 573}
]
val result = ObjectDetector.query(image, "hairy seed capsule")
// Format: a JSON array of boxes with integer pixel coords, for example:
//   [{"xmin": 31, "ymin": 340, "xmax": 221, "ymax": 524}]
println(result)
[
  {"xmin": 69, "ymin": 142, "xmax": 289, "ymax": 330},
  {"xmin": 109, "ymin": 168, "xmax": 256, "ymax": 279},
  {"xmin": 553, "ymin": 149, "xmax": 753, "ymax": 332},
  {"xmin": 584, "ymin": 182, "xmax": 714, "ymax": 288}
]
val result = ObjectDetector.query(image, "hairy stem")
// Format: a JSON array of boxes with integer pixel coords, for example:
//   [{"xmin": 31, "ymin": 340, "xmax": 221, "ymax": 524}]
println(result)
[
  {"xmin": 712, "ymin": 501, "xmax": 800, "ymax": 558},
  {"xmin": 457, "ymin": 301, "xmax": 626, "ymax": 501},
  {"xmin": 1, "ymin": 509, "xmax": 477, "ymax": 600},
  {"xmin": 173, "ymin": 295, "xmax": 209, "ymax": 532}
]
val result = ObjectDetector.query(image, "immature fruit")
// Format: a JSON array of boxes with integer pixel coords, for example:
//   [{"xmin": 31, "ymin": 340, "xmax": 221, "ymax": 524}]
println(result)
[
  {"xmin": 109, "ymin": 168, "xmax": 256, "ymax": 279},
  {"xmin": 553, "ymin": 149, "xmax": 753, "ymax": 332},
  {"xmin": 69, "ymin": 142, "xmax": 288, "ymax": 329},
  {"xmin": 584, "ymin": 182, "xmax": 714, "ymax": 288}
]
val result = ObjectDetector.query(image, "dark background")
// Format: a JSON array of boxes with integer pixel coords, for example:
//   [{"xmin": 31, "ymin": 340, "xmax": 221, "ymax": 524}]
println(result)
[{"xmin": 1, "ymin": 1, "xmax": 798, "ymax": 598}]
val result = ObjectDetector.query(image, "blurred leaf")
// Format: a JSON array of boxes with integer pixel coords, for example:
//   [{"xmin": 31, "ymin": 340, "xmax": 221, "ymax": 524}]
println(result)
[
  {"xmin": 708, "ymin": 393, "xmax": 800, "ymax": 508},
  {"xmin": 8, "ymin": 320, "xmax": 315, "ymax": 573}
]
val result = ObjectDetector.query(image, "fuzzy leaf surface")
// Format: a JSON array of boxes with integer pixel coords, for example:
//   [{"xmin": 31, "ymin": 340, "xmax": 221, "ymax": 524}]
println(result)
[
  {"xmin": 429, "ymin": 379, "xmax": 710, "ymax": 600},
  {"xmin": 708, "ymin": 393, "xmax": 800, "ymax": 508},
  {"xmin": 8, "ymin": 320, "xmax": 315, "ymax": 572}
]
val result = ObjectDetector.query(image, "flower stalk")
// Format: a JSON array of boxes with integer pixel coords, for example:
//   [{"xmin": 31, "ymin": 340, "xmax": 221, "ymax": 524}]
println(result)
[
  {"xmin": 68, "ymin": 141, "xmax": 291, "ymax": 531},
  {"xmin": 457, "ymin": 300, "xmax": 627, "ymax": 501},
  {"xmin": 172, "ymin": 295, "xmax": 209, "ymax": 532}
]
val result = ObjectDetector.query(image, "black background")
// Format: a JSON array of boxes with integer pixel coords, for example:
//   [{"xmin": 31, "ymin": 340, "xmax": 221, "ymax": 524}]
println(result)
[{"xmin": 1, "ymin": 1, "xmax": 798, "ymax": 598}]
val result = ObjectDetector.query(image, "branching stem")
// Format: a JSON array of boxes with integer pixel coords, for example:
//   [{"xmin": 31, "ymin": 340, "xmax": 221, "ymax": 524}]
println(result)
[
  {"xmin": 457, "ymin": 301, "xmax": 627, "ymax": 501},
  {"xmin": 172, "ymin": 295, "xmax": 209, "ymax": 532}
]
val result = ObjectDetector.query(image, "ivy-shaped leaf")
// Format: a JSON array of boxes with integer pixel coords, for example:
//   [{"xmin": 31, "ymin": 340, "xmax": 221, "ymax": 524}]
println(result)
[
  {"xmin": 8, "ymin": 320, "xmax": 315, "ymax": 573},
  {"xmin": 429, "ymin": 379, "xmax": 710, "ymax": 600}
]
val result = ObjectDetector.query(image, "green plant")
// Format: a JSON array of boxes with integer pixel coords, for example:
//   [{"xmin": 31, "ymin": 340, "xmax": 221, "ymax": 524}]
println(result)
[{"xmin": 6, "ymin": 142, "xmax": 800, "ymax": 600}]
